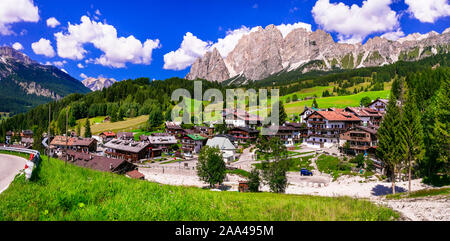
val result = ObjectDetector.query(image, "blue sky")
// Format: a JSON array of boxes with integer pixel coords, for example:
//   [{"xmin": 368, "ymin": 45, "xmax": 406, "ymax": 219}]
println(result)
[{"xmin": 0, "ymin": 0, "xmax": 449, "ymax": 82}]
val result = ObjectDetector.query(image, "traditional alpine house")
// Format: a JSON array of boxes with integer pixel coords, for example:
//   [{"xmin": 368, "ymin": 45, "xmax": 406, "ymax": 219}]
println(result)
[
  {"xmin": 305, "ymin": 111, "xmax": 361, "ymax": 148},
  {"xmin": 339, "ymin": 125, "xmax": 379, "ymax": 155},
  {"xmin": 104, "ymin": 139, "xmax": 158, "ymax": 162},
  {"xmin": 181, "ymin": 134, "xmax": 207, "ymax": 155},
  {"xmin": 228, "ymin": 126, "xmax": 259, "ymax": 143}
]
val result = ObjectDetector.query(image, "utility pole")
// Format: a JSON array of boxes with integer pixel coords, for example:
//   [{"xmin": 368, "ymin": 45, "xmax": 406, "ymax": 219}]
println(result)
[
  {"xmin": 48, "ymin": 104, "xmax": 51, "ymax": 163},
  {"xmin": 65, "ymin": 107, "xmax": 68, "ymax": 167}
]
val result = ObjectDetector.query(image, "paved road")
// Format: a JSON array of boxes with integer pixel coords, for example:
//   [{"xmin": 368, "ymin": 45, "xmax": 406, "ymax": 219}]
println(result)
[{"xmin": 0, "ymin": 154, "xmax": 26, "ymax": 194}]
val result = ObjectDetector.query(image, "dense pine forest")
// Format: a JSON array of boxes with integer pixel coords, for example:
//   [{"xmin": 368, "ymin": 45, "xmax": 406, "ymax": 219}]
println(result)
[{"xmin": 377, "ymin": 67, "xmax": 449, "ymax": 186}]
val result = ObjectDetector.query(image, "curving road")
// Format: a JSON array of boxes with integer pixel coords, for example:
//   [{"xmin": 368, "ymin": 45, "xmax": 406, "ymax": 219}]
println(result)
[{"xmin": 0, "ymin": 154, "xmax": 26, "ymax": 194}]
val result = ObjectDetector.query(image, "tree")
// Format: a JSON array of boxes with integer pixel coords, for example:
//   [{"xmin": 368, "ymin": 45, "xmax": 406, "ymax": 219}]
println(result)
[
  {"xmin": 260, "ymin": 137, "xmax": 289, "ymax": 193},
  {"xmin": 312, "ymin": 98, "xmax": 318, "ymax": 108},
  {"xmin": 247, "ymin": 168, "xmax": 260, "ymax": 192},
  {"xmin": 76, "ymin": 122, "xmax": 81, "ymax": 137},
  {"xmin": 84, "ymin": 118, "xmax": 92, "ymax": 138},
  {"xmin": 147, "ymin": 107, "xmax": 163, "ymax": 131},
  {"xmin": 360, "ymin": 96, "xmax": 372, "ymax": 107},
  {"xmin": 214, "ymin": 124, "xmax": 228, "ymax": 134},
  {"xmin": 400, "ymin": 94, "xmax": 424, "ymax": 192},
  {"xmin": 278, "ymin": 101, "xmax": 287, "ymax": 124},
  {"xmin": 197, "ymin": 146, "xmax": 226, "ymax": 188},
  {"xmin": 376, "ymin": 96, "xmax": 405, "ymax": 194},
  {"xmin": 292, "ymin": 94, "xmax": 298, "ymax": 102}
]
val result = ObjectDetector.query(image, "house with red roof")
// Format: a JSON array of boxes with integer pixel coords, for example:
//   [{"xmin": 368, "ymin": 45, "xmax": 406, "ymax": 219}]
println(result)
[{"xmin": 304, "ymin": 110, "xmax": 361, "ymax": 148}]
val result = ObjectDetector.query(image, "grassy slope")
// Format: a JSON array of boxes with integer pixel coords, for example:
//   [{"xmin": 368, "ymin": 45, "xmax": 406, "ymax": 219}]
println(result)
[
  {"xmin": 284, "ymin": 90, "xmax": 390, "ymax": 115},
  {"xmin": 0, "ymin": 154, "xmax": 398, "ymax": 221},
  {"xmin": 78, "ymin": 115, "xmax": 149, "ymax": 136}
]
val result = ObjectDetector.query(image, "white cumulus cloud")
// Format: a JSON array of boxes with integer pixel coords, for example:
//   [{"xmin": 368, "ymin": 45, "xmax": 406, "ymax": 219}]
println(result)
[
  {"xmin": 54, "ymin": 16, "xmax": 161, "ymax": 68},
  {"xmin": 46, "ymin": 17, "xmax": 60, "ymax": 28},
  {"xmin": 77, "ymin": 63, "xmax": 84, "ymax": 68},
  {"xmin": 381, "ymin": 28, "xmax": 405, "ymax": 41},
  {"xmin": 164, "ymin": 22, "xmax": 310, "ymax": 71},
  {"xmin": 80, "ymin": 73, "xmax": 88, "ymax": 79},
  {"xmin": 405, "ymin": 0, "xmax": 450, "ymax": 23},
  {"xmin": 276, "ymin": 22, "xmax": 312, "ymax": 38},
  {"xmin": 31, "ymin": 38, "xmax": 56, "ymax": 58},
  {"xmin": 12, "ymin": 42, "xmax": 24, "ymax": 51},
  {"xmin": 0, "ymin": 0, "xmax": 39, "ymax": 35},
  {"xmin": 312, "ymin": 0, "xmax": 399, "ymax": 43}
]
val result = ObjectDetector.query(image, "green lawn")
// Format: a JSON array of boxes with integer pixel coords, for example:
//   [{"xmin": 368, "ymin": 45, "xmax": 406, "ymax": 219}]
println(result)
[
  {"xmin": 0, "ymin": 154, "xmax": 398, "ymax": 221},
  {"xmin": 316, "ymin": 155, "xmax": 356, "ymax": 180}
]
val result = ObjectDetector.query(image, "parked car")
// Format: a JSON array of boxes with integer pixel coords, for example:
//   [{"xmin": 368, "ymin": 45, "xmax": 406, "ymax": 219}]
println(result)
[{"xmin": 300, "ymin": 168, "xmax": 313, "ymax": 176}]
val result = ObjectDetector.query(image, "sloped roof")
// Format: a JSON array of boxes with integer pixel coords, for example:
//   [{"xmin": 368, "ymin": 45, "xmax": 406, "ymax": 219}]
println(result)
[
  {"xmin": 187, "ymin": 134, "xmax": 207, "ymax": 141},
  {"xmin": 147, "ymin": 135, "xmax": 177, "ymax": 145},
  {"xmin": 126, "ymin": 170, "xmax": 145, "ymax": 179},
  {"xmin": 104, "ymin": 139, "xmax": 150, "ymax": 153},
  {"xmin": 306, "ymin": 111, "xmax": 361, "ymax": 122},
  {"xmin": 67, "ymin": 150, "xmax": 133, "ymax": 172},
  {"xmin": 206, "ymin": 137, "xmax": 236, "ymax": 150}
]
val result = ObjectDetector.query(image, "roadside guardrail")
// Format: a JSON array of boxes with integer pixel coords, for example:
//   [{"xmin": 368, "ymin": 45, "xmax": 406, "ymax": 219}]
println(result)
[{"xmin": 0, "ymin": 146, "xmax": 40, "ymax": 180}]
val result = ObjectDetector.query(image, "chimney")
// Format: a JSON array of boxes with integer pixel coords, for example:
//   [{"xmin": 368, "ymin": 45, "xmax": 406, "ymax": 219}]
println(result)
[{"xmin": 110, "ymin": 163, "xmax": 113, "ymax": 170}]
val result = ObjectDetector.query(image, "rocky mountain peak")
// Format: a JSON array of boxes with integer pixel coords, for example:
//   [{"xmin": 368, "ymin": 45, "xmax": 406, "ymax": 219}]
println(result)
[
  {"xmin": 185, "ymin": 47, "xmax": 230, "ymax": 82},
  {"xmin": 0, "ymin": 46, "xmax": 34, "ymax": 65},
  {"xmin": 187, "ymin": 25, "xmax": 450, "ymax": 83},
  {"xmin": 82, "ymin": 77, "xmax": 117, "ymax": 91}
]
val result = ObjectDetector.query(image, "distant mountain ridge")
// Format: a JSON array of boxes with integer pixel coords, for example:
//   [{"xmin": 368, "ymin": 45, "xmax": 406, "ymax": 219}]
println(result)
[
  {"xmin": 187, "ymin": 26, "xmax": 450, "ymax": 83},
  {"xmin": 0, "ymin": 46, "xmax": 91, "ymax": 114},
  {"xmin": 82, "ymin": 77, "xmax": 117, "ymax": 91}
]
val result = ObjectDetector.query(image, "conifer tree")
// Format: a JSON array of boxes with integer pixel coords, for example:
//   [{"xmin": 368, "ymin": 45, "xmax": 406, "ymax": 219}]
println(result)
[
  {"xmin": 278, "ymin": 101, "xmax": 287, "ymax": 124},
  {"xmin": 84, "ymin": 118, "xmax": 92, "ymax": 138},
  {"xmin": 400, "ymin": 94, "xmax": 424, "ymax": 192},
  {"xmin": 312, "ymin": 98, "xmax": 318, "ymax": 108},
  {"xmin": 377, "ymin": 96, "xmax": 405, "ymax": 194}
]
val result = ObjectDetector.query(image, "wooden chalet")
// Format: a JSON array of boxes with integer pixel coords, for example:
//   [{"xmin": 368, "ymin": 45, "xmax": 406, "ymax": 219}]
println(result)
[
  {"xmin": 181, "ymin": 134, "xmax": 207, "ymax": 155},
  {"xmin": 339, "ymin": 125, "xmax": 378, "ymax": 155},
  {"xmin": 228, "ymin": 126, "xmax": 259, "ymax": 142},
  {"xmin": 104, "ymin": 139, "xmax": 160, "ymax": 162},
  {"xmin": 165, "ymin": 121, "xmax": 184, "ymax": 138},
  {"xmin": 305, "ymin": 111, "xmax": 361, "ymax": 148},
  {"xmin": 99, "ymin": 131, "xmax": 116, "ymax": 143}
]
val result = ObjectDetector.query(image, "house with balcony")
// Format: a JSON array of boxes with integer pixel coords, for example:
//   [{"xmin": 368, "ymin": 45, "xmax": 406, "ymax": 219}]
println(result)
[
  {"xmin": 368, "ymin": 99, "xmax": 389, "ymax": 112},
  {"xmin": 165, "ymin": 121, "xmax": 184, "ymax": 138},
  {"xmin": 304, "ymin": 111, "xmax": 361, "ymax": 148},
  {"xmin": 228, "ymin": 126, "xmax": 259, "ymax": 143},
  {"xmin": 104, "ymin": 139, "xmax": 158, "ymax": 162},
  {"xmin": 345, "ymin": 107, "xmax": 384, "ymax": 126},
  {"xmin": 142, "ymin": 134, "xmax": 178, "ymax": 153},
  {"xmin": 99, "ymin": 131, "xmax": 116, "ymax": 143},
  {"xmin": 181, "ymin": 134, "xmax": 208, "ymax": 155},
  {"xmin": 223, "ymin": 108, "xmax": 263, "ymax": 128},
  {"xmin": 339, "ymin": 125, "xmax": 378, "ymax": 155}
]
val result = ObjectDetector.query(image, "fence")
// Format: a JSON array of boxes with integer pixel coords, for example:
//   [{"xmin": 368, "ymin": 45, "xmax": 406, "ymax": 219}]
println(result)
[{"xmin": 0, "ymin": 146, "xmax": 40, "ymax": 180}]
